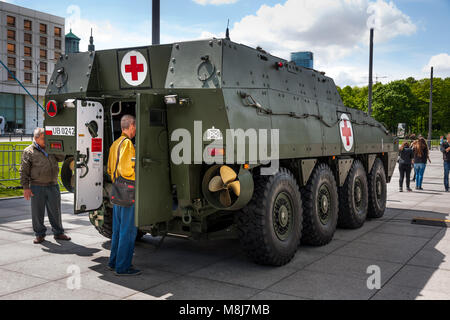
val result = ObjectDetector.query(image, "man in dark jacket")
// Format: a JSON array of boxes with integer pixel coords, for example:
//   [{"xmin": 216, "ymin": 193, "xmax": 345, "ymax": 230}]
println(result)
[
  {"xmin": 20, "ymin": 128, "xmax": 71, "ymax": 244},
  {"xmin": 441, "ymin": 133, "xmax": 450, "ymax": 192}
]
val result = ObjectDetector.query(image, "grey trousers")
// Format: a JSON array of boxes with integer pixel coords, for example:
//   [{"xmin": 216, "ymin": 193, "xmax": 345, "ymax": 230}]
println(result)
[{"xmin": 30, "ymin": 185, "xmax": 64, "ymax": 237}]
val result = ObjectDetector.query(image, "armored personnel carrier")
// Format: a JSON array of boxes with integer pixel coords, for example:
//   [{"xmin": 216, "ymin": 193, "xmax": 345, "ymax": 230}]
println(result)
[{"xmin": 44, "ymin": 39, "xmax": 398, "ymax": 266}]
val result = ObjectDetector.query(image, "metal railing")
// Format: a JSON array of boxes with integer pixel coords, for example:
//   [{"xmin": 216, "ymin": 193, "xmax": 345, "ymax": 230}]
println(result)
[{"xmin": 0, "ymin": 143, "xmax": 63, "ymax": 189}]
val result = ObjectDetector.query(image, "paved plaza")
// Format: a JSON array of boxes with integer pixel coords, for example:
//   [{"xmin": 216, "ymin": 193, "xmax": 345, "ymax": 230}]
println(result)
[{"xmin": 0, "ymin": 150, "xmax": 449, "ymax": 300}]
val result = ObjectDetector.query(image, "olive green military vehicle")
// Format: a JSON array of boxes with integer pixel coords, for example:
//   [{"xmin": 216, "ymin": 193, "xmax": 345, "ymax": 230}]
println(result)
[{"xmin": 44, "ymin": 39, "xmax": 398, "ymax": 266}]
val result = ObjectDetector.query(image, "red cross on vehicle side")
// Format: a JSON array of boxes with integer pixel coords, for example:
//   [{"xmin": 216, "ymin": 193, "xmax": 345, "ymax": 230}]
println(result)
[{"xmin": 341, "ymin": 120, "xmax": 352, "ymax": 146}]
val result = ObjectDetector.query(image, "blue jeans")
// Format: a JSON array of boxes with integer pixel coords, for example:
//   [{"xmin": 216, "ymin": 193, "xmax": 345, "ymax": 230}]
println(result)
[
  {"xmin": 444, "ymin": 162, "xmax": 450, "ymax": 190},
  {"xmin": 108, "ymin": 205, "xmax": 137, "ymax": 273},
  {"xmin": 414, "ymin": 163, "xmax": 426, "ymax": 188}
]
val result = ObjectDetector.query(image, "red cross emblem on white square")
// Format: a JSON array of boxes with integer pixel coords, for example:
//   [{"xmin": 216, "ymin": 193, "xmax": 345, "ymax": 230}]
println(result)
[{"xmin": 120, "ymin": 50, "xmax": 148, "ymax": 86}]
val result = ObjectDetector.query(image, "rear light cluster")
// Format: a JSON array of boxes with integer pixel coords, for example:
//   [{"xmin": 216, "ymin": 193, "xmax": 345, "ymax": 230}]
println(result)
[{"xmin": 50, "ymin": 142, "xmax": 63, "ymax": 150}]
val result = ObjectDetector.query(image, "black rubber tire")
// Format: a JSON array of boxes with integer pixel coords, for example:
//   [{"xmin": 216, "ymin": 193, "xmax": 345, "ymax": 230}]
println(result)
[
  {"xmin": 301, "ymin": 163, "xmax": 338, "ymax": 246},
  {"xmin": 236, "ymin": 168, "xmax": 303, "ymax": 266},
  {"xmin": 367, "ymin": 158, "xmax": 387, "ymax": 218},
  {"xmin": 338, "ymin": 160, "xmax": 368, "ymax": 229},
  {"xmin": 95, "ymin": 206, "xmax": 113, "ymax": 239},
  {"xmin": 95, "ymin": 206, "xmax": 147, "ymax": 241}
]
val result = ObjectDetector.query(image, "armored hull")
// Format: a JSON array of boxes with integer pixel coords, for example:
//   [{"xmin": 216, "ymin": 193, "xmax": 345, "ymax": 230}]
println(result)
[{"xmin": 45, "ymin": 39, "xmax": 398, "ymax": 265}]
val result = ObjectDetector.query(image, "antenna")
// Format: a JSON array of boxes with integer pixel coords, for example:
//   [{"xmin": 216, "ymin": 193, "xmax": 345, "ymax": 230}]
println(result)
[{"xmin": 225, "ymin": 19, "xmax": 230, "ymax": 40}]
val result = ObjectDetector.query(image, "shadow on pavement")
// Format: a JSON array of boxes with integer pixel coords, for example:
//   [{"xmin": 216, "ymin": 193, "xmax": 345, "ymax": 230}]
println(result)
[
  {"xmin": 40, "ymin": 240, "xmax": 101, "ymax": 257},
  {"xmin": 75, "ymin": 207, "xmax": 448, "ymax": 300}
]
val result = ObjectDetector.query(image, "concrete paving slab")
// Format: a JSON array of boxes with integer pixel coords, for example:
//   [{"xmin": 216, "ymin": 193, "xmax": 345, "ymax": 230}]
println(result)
[
  {"xmin": 407, "ymin": 248, "xmax": 449, "ymax": 271},
  {"xmin": 304, "ymin": 255, "xmax": 402, "ymax": 285},
  {"xmin": 142, "ymin": 276, "xmax": 259, "ymax": 300},
  {"xmin": 249, "ymin": 291, "xmax": 307, "ymax": 300},
  {"xmin": 0, "ymin": 229, "xmax": 35, "ymax": 242},
  {"xmin": 372, "ymin": 283, "xmax": 450, "ymax": 300},
  {"xmin": 0, "ymin": 281, "xmax": 118, "ymax": 300},
  {"xmin": 189, "ymin": 254, "xmax": 299, "ymax": 290},
  {"xmin": 0, "ymin": 269, "xmax": 48, "ymax": 297},
  {"xmin": 354, "ymin": 232, "xmax": 429, "ymax": 249},
  {"xmin": 373, "ymin": 221, "xmax": 442, "ymax": 239},
  {"xmin": 333, "ymin": 221, "xmax": 384, "ymax": 242},
  {"xmin": 388, "ymin": 265, "xmax": 450, "ymax": 294},
  {"xmin": 124, "ymin": 291, "xmax": 173, "ymax": 300},
  {"xmin": 269, "ymin": 269, "xmax": 374, "ymax": 300},
  {"xmin": 289, "ymin": 250, "xmax": 328, "ymax": 269},
  {"xmin": 132, "ymin": 241, "xmax": 239, "ymax": 275},
  {"xmin": 1, "ymin": 251, "xmax": 106, "ymax": 281},
  {"xmin": 333, "ymin": 241, "xmax": 420, "ymax": 264},
  {"xmin": 424, "ymin": 238, "xmax": 450, "ymax": 253},
  {"xmin": 0, "ymin": 238, "xmax": 11, "ymax": 246},
  {"xmin": 15, "ymin": 232, "xmax": 104, "ymax": 255},
  {"xmin": 0, "ymin": 242, "xmax": 50, "ymax": 266},
  {"xmin": 54, "ymin": 266, "xmax": 178, "ymax": 299},
  {"xmin": 300, "ymin": 239, "xmax": 349, "ymax": 254},
  {"xmin": 433, "ymin": 228, "xmax": 450, "ymax": 241}
]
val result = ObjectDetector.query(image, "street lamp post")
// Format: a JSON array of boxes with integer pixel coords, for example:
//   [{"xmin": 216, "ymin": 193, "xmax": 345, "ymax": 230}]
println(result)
[{"xmin": 22, "ymin": 58, "xmax": 40, "ymax": 128}]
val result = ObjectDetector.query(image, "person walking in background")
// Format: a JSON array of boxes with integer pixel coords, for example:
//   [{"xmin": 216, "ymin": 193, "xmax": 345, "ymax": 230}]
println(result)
[
  {"xmin": 440, "ymin": 133, "xmax": 450, "ymax": 192},
  {"xmin": 20, "ymin": 128, "xmax": 71, "ymax": 244},
  {"xmin": 398, "ymin": 141, "xmax": 414, "ymax": 192},
  {"xmin": 413, "ymin": 137, "xmax": 431, "ymax": 190},
  {"xmin": 411, "ymin": 135, "xmax": 418, "ymax": 182}
]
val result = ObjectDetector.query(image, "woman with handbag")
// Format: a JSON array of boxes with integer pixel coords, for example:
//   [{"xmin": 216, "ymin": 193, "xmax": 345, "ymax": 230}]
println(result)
[{"xmin": 107, "ymin": 115, "xmax": 141, "ymax": 276}]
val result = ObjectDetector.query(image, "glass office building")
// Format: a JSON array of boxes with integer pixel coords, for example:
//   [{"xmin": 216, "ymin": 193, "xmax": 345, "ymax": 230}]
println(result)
[{"xmin": 291, "ymin": 52, "xmax": 314, "ymax": 69}]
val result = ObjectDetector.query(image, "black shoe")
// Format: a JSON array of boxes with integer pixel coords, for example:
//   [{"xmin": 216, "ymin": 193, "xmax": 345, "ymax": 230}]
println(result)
[
  {"xmin": 107, "ymin": 264, "xmax": 133, "ymax": 271},
  {"xmin": 399, "ymin": 188, "xmax": 403, "ymax": 192},
  {"xmin": 115, "ymin": 268, "xmax": 142, "ymax": 276},
  {"xmin": 407, "ymin": 188, "xmax": 413, "ymax": 192}
]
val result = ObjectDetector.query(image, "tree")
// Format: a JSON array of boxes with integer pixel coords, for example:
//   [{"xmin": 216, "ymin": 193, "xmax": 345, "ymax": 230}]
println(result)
[{"xmin": 371, "ymin": 81, "xmax": 417, "ymax": 133}]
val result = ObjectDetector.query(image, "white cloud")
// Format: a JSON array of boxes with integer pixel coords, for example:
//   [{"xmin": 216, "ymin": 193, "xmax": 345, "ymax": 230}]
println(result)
[
  {"xmin": 225, "ymin": 0, "xmax": 416, "ymax": 66},
  {"xmin": 423, "ymin": 53, "xmax": 450, "ymax": 75},
  {"xmin": 66, "ymin": 5, "xmax": 150, "ymax": 51},
  {"xmin": 193, "ymin": 0, "xmax": 238, "ymax": 5}
]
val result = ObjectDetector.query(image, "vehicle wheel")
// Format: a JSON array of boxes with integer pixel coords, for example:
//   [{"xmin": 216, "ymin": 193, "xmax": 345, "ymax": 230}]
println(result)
[
  {"xmin": 95, "ymin": 206, "xmax": 113, "ymax": 239},
  {"xmin": 301, "ymin": 163, "xmax": 338, "ymax": 246},
  {"xmin": 236, "ymin": 168, "xmax": 303, "ymax": 266},
  {"xmin": 367, "ymin": 158, "xmax": 387, "ymax": 218},
  {"xmin": 94, "ymin": 206, "xmax": 147, "ymax": 242},
  {"xmin": 338, "ymin": 160, "xmax": 368, "ymax": 229}
]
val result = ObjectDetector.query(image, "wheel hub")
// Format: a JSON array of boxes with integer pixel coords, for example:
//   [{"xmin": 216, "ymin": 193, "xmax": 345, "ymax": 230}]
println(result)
[
  {"xmin": 376, "ymin": 176, "xmax": 382, "ymax": 198},
  {"xmin": 318, "ymin": 184, "xmax": 331, "ymax": 225},
  {"xmin": 279, "ymin": 205, "xmax": 289, "ymax": 227},
  {"xmin": 273, "ymin": 192, "xmax": 294, "ymax": 241}
]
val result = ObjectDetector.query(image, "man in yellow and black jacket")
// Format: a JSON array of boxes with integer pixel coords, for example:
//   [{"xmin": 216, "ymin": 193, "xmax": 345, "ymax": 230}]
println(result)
[{"xmin": 107, "ymin": 115, "xmax": 141, "ymax": 276}]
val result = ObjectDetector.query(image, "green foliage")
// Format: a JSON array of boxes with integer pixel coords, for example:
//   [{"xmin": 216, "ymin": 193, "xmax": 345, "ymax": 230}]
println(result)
[{"xmin": 337, "ymin": 77, "xmax": 450, "ymax": 138}]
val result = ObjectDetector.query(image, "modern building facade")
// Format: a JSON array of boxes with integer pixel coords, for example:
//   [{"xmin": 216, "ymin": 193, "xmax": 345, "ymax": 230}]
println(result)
[
  {"xmin": 291, "ymin": 51, "xmax": 314, "ymax": 69},
  {"xmin": 0, "ymin": 1, "xmax": 65, "ymax": 134}
]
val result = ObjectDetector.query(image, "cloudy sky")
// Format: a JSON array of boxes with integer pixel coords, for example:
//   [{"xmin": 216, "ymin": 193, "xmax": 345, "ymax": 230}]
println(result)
[{"xmin": 3, "ymin": 0, "xmax": 449, "ymax": 87}]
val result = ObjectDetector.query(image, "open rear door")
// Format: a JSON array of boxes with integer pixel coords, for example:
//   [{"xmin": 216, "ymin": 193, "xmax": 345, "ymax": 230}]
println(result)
[
  {"xmin": 75, "ymin": 100, "xmax": 104, "ymax": 213},
  {"xmin": 135, "ymin": 94, "xmax": 172, "ymax": 227}
]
